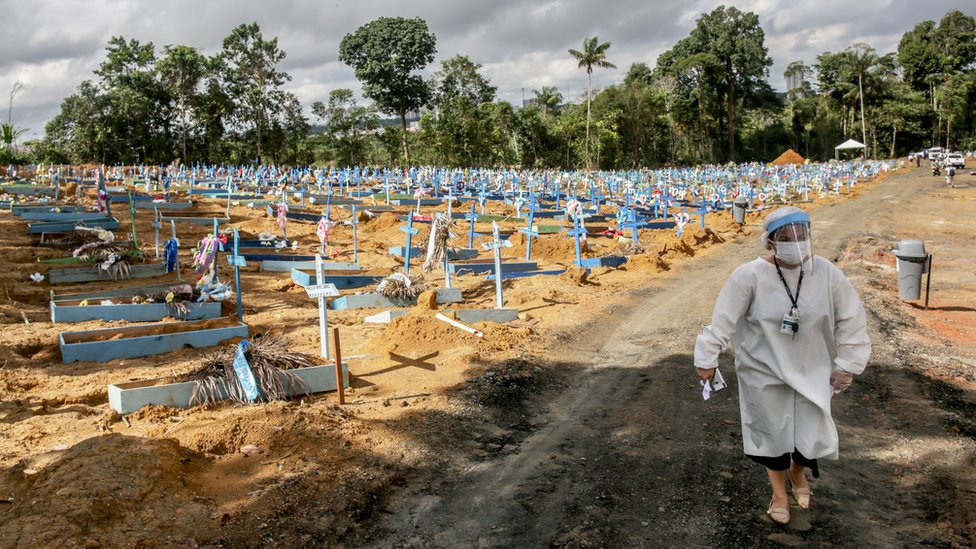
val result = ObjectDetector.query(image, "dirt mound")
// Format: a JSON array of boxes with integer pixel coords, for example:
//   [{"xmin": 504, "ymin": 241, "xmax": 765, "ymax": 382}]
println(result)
[
  {"xmin": 770, "ymin": 149, "xmax": 806, "ymax": 165},
  {"xmin": 0, "ymin": 434, "xmax": 211, "ymax": 548}
]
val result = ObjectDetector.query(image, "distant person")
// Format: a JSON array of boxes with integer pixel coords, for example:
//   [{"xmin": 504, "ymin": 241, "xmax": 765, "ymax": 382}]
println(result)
[
  {"xmin": 694, "ymin": 206, "xmax": 871, "ymax": 525},
  {"xmin": 946, "ymin": 166, "xmax": 955, "ymax": 186}
]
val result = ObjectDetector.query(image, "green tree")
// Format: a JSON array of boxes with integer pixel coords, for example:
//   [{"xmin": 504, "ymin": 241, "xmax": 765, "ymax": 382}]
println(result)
[
  {"xmin": 96, "ymin": 36, "xmax": 166, "ymax": 162},
  {"xmin": 425, "ymin": 54, "xmax": 497, "ymax": 165},
  {"xmin": 312, "ymin": 89, "xmax": 380, "ymax": 166},
  {"xmin": 657, "ymin": 6, "xmax": 772, "ymax": 162},
  {"xmin": 339, "ymin": 17, "xmax": 437, "ymax": 164},
  {"xmin": 532, "ymin": 86, "xmax": 563, "ymax": 116},
  {"xmin": 157, "ymin": 45, "xmax": 207, "ymax": 162},
  {"xmin": 841, "ymin": 43, "xmax": 896, "ymax": 157},
  {"xmin": 217, "ymin": 22, "xmax": 291, "ymax": 164},
  {"xmin": 568, "ymin": 36, "xmax": 616, "ymax": 168}
]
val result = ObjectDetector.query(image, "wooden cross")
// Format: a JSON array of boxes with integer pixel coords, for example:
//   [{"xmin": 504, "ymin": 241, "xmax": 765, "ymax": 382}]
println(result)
[
  {"xmin": 465, "ymin": 203, "xmax": 478, "ymax": 249},
  {"xmin": 566, "ymin": 214, "xmax": 587, "ymax": 267},
  {"xmin": 152, "ymin": 208, "xmax": 162, "ymax": 259},
  {"xmin": 400, "ymin": 216, "xmax": 420, "ymax": 275},
  {"xmin": 226, "ymin": 228, "xmax": 247, "ymax": 323},
  {"xmin": 305, "ymin": 254, "xmax": 340, "ymax": 360},
  {"xmin": 520, "ymin": 207, "xmax": 539, "ymax": 261},
  {"xmin": 481, "ymin": 221, "xmax": 512, "ymax": 309},
  {"xmin": 350, "ymin": 205, "xmax": 359, "ymax": 264}
]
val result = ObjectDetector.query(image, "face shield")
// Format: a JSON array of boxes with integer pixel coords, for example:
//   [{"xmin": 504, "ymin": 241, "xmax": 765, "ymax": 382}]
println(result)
[
  {"xmin": 770, "ymin": 221, "xmax": 813, "ymax": 272},
  {"xmin": 764, "ymin": 208, "xmax": 813, "ymax": 273}
]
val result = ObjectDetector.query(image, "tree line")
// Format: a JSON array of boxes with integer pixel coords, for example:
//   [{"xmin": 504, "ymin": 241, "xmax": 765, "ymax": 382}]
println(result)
[{"xmin": 5, "ymin": 7, "xmax": 974, "ymax": 169}]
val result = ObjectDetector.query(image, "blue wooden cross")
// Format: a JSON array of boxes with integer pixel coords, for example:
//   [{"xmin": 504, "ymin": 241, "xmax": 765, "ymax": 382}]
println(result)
[
  {"xmin": 477, "ymin": 188, "xmax": 488, "ymax": 215},
  {"xmin": 567, "ymin": 214, "xmax": 587, "ymax": 267},
  {"xmin": 226, "ymin": 228, "xmax": 247, "ymax": 322},
  {"xmin": 151, "ymin": 208, "xmax": 162, "ymax": 259},
  {"xmin": 350, "ymin": 205, "xmax": 359, "ymax": 264},
  {"xmin": 481, "ymin": 221, "xmax": 512, "ymax": 309},
  {"xmin": 466, "ymin": 203, "xmax": 478, "ymax": 249},
  {"xmin": 629, "ymin": 208, "xmax": 640, "ymax": 243},
  {"xmin": 700, "ymin": 202, "xmax": 707, "ymax": 230},
  {"xmin": 400, "ymin": 215, "xmax": 420, "ymax": 275},
  {"xmin": 520, "ymin": 207, "xmax": 539, "ymax": 261}
]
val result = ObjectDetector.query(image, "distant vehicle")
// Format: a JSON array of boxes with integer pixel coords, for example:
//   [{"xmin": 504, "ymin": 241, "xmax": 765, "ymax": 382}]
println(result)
[
  {"xmin": 944, "ymin": 153, "xmax": 965, "ymax": 169},
  {"xmin": 927, "ymin": 146, "xmax": 945, "ymax": 160}
]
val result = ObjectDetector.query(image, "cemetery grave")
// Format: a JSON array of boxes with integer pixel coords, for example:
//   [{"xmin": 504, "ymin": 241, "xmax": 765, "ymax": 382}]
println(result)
[{"xmin": 0, "ymin": 159, "xmax": 929, "ymax": 548}]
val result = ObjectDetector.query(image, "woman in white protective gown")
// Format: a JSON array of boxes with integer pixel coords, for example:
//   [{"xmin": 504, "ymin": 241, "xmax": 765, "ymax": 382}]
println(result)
[{"xmin": 694, "ymin": 206, "xmax": 871, "ymax": 525}]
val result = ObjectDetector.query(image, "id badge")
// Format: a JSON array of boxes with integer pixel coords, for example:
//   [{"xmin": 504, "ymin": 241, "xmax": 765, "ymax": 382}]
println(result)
[{"xmin": 780, "ymin": 312, "xmax": 799, "ymax": 336}]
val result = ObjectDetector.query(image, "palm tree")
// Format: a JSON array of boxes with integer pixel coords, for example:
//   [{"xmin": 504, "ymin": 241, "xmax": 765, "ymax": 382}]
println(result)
[
  {"xmin": 568, "ymin": 36, "xmax": 616, "ymax": 168},
  {"xmin": 532, "ymin": 86, "xmax": 563, "ymax": 115},
  {"xmin": 841, "ymin": 44, "xmax": 895, "ymax": 158}
]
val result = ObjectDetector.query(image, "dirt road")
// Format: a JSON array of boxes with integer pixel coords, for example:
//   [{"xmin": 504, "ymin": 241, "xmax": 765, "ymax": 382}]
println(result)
[{"xmin": 360, "ymin": 169, "xmax": 976, "ymax": 548}]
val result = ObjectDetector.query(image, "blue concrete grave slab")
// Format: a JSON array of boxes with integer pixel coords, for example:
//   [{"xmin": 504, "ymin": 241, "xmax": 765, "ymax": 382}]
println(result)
[
  {"xmin": 239, "ymin": 253, "xmax": 318, "ymax": 262},
  {"xmin": 11, "ymin": 205, "xmax": 83, "ymax": 217},
  {"xmin": 18, "ymin": 211, "xmax": 111, "ymax": 222},
  {"xmin": 28, "ymin": 217, "xmax": 119, "ymax": 234},
  {"xmin": 485, "ymin": 269, "xmax": 567, "ymax": 281},
  {"xmin": 60, "ymin": 319, "xmax": 248, "ymax": 363},
  {"xmin": 228, "ymin": 239, "xmax": 291, "ymax": 250},
  {"xmin": 159, "ymin": 214, "xmax": 230, "ymax": 226},
  {"xmin": 637, "ymin": 220, "xmax": 677, "ymax": 230},
  {"xmin": 389, "ymin": 246, "xmax": 423, "ymax": 258},
  {"xmin": 108, "ymin": 362, "xmax": 349, "ymax": 415},
  {"xmin": 48, "ymin": 262, "xmax": 168, "ymax": 284},
  {"xmin": 391, "ymin": 198, "xmax": 442, "ymax": 206},
  {"xmin": 329, "ymin": 288, "xmax": 462, "ymax": 310},
  {"xmin": 447, "ymin": 260, "xmax": 538, "ymax": 276},
  {"xmin": 133, "ymin": 201, "xmax": 193, "ymax": 210},
  {"xmin": 577, "ymin": 256, "xmax": 629, "ymax": 269},
  {"xmin": 52, "ymin": 282, "xmax": 184, "ymax": 302},
  {"xmin": 443, "ymin": 308, "xmax": 519, "ymax": 324},
  {"xmin": 1, "ymin": 185, "xmax": 56, "ymax": 197},
  {"xmin": 260, "ymin": 260, "xmax": 360, "ymax": 273},
  {"xmin": 51, "ymin": 298, "xmax": 221, "ymax": 323},
  {"xmin": 284, "ymin": 211, "xmax": 323, "ymax": 222},
  {"xmin": 306, "ymin": 195, "xmax": 362, "ymax": 205},
  {"xmin": 290, "ymin": 270, "xmax": 384, "ymax": 290},
  {"xmin": 107, "ymin": 193, "xmax": 152, "ymax": 202}
]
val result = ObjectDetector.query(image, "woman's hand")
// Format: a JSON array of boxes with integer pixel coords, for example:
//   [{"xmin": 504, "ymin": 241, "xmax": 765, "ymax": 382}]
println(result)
[
  {"xmin": 696, "ymin": 367, "xmax": 716, "ymax": 384},
  {"xmin": 829, "ymin": 367, "xmax": 854, "ymax": 393}
]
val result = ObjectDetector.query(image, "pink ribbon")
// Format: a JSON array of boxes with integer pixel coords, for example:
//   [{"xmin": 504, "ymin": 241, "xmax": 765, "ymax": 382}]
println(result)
[
  {"xmin": 276, "ymin": 204, "xmax": 288, "ymax": 230},
  {"xmin": 316, "ymin": 217, "xmax": 332, "ymax": 247}
]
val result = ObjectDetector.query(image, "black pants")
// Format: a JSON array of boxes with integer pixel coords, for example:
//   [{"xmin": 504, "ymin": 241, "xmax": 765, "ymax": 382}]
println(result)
[{"xmin": 747, "ymin": 450, "xmax": 820, "ymax": 478}]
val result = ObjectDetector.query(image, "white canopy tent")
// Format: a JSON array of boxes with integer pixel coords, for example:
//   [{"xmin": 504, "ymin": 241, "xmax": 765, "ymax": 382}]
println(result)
[{"xmin": 834, "ymin": 139, "xmax": 866, "ymax": 160}]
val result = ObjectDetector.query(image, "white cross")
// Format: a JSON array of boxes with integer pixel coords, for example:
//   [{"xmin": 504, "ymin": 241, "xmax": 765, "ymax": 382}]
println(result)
[
  {"xmin": 305, "ymin": 254, "xmax": 339, "ymax": 360},
  {"xmin": 481, "ymin": 221, "xmax": 512, "ymax": 309}
]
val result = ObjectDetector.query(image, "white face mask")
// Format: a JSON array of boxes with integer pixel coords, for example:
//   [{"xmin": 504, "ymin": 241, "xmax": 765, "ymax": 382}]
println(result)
[{"xmin": 774, "ymin": 238, "xmax": 809, "ymax": 265}]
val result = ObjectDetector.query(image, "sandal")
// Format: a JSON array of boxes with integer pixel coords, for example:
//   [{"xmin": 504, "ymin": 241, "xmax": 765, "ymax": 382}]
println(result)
[
  {"xmin": 767, "ymin": 497, "xmax": 790, "ymax": 524},
  {"xmin": 790, "ymin": 474, "xmax": 812, "ymax": 510},
  {"xmin": 791, "ymin": 486, "xmax": 812, "ymax": 510}
]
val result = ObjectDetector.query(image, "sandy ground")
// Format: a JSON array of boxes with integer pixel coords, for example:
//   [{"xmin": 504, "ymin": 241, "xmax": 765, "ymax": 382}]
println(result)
[{"xmin": 0, "ymin": 161, "xmax": 974, "ymax": 548}]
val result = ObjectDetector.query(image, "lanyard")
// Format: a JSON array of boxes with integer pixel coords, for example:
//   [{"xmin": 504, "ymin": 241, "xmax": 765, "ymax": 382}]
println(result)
[{"xmin": 774, "ymin": 258, "xmax": 803, "ymax": 314}]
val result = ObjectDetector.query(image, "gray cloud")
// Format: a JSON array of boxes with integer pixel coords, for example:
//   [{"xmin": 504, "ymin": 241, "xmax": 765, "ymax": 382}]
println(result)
[{"xmin": 1, "ymin": 0, "xmax": 971, "ymax": 139}]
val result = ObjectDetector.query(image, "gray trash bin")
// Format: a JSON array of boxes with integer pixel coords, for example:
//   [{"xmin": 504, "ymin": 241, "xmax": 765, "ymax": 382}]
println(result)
[
  {"xmin": 892, "ymin": 239, "xmax": 929, "ymax": 300},
  {"xmin": 732, "ymin": 198, "xmax": 747, "ymax": 224}
]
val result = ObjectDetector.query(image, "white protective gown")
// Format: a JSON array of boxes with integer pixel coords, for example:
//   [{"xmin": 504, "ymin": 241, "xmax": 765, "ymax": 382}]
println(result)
[{"xmin": 694, "ymin": 256, "xmax": 871, "ymax": 460}]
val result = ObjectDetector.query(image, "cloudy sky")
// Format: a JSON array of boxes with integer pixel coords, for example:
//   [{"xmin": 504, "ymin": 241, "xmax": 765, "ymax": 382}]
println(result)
[{"xmin": 1, "ymin": 0, "xmax": 970, "ymax": 138}]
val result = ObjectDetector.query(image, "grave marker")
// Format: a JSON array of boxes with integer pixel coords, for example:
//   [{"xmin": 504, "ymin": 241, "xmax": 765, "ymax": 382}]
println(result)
[
  {"xmin": 305, "ymin": 254, "xmax": 340, "ymax": 360},
  {"xmin": 226, "ymin": 228, "xmax": 247, "ymax": 322},
  {"xmin": 400, "ymin": 216, "xmax": 420, "ymax": 275},
  {"xmin": 481, "ymin": 221, "xmax": 512, "ymax": 309},
  {"xmin": 566, "ymin": 214, "xmax": 587, "ymax": 267},
  {"xmin": 520, "ymin": 208, "xmax": 539, "ymax": 261}
]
